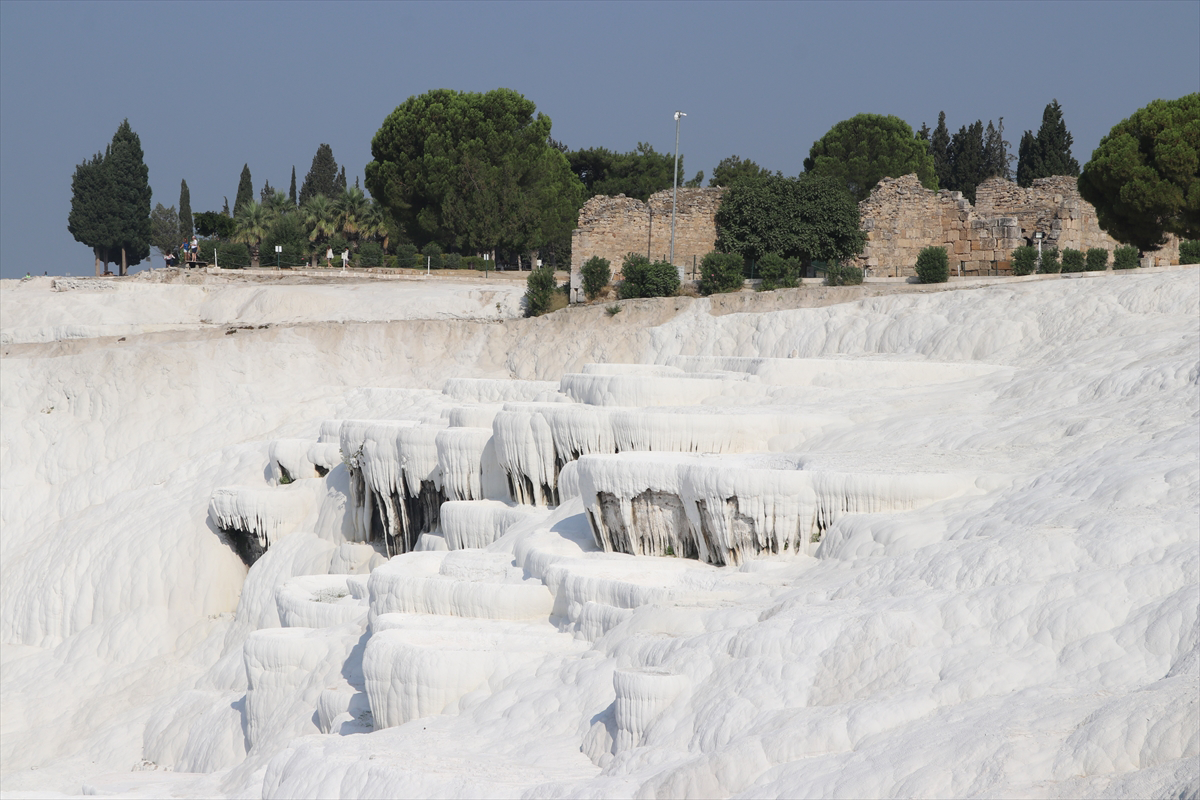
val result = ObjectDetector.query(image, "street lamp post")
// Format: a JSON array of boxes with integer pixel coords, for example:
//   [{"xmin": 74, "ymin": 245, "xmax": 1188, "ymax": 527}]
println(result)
[{"xmin": 670, "ymin": 111, "xmax": 686, "ymax": 268}]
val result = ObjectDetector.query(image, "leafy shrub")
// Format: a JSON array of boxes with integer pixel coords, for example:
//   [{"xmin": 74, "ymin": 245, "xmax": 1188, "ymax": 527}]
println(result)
[
  {"xmin": 823, "ymin": 263, "xmax": 863, "ymax": 286},
  {"xmin": 1060, "ymin": 248, "xmax": 1084, "ymax": 273},
  {"xmin": 421, "ymin": 242, "xmax": 443, "ymax": 269},
  {"xmin": 581, "ymin": 256, "xmax": 612, "ymax": 300},
  {"xmin": 618, "ymin": 254, "xmax": 680, "ymax": 299},
  {"xmin": 1010, "ymin": 245, "xmax": 1038, "ymax": 276},
  {"xmin": 1179, "ymin": 240, "xmax": 1200, "ymax": 265},
  {"xmin": 444, "ymin": 253, "xmax": 462, "ymax": 270},
  {"xmin": 915, "ymin": 246, "xmax": 949, "ymax": 283},
  {"xmin": 1085, "ymin": 248, "xmax": 1109, "ymax": 272},
  {"xmin": 358, "ymin": 241, "xmax": 384, "ymax": 267},
  {"xmin": 394, "ymin": 243, "xmax": 418, "ymax": 268},
  {"xmin": 756, "ymin": 253, "xmax": 802, "ymax": 291},
  {"xmin": 1038, "ymin": 247, "xmax": 1060, "ymax": 274},
  {"xmin": 699, "ymin": 252, "xmax": 746, "ymax": 295},
  {"xmin": 199, "ymin": 239, "xmax": 250, "ymax": 268},
  {"xmin": 1113, "ymin": 245, "xmax": 1139, "ymax": 269},
  {"xmin": 524, "ymin": 266, "xmax": 557, "ymax": 316}
]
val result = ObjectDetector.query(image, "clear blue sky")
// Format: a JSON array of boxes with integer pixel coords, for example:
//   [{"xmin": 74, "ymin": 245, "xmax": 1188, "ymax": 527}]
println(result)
[{"xmin": 1, "ymin": 0, "xmax": 1196, "ymax": 279}]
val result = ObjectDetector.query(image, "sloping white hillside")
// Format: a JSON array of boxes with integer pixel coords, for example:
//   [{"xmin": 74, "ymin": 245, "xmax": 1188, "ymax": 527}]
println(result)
[
  {"xmin": 0, "ymin": 274, "xmax": 524, "ymax": 344},
  {"xmin": 1, "ymin": 270, "xmax": 1196, "ymax": 798}
]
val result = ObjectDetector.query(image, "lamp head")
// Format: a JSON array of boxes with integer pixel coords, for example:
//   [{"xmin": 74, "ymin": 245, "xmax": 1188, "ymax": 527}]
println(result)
[{"xmin": 674, "ymin": 111, "xmax": 687, "ymax": 121}]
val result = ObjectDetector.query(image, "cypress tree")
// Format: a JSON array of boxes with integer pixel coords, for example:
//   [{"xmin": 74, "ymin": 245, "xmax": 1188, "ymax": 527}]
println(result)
[
  {"xmin": 982, "ymin": 119, "xmax": 1010, "ymax": 182},
  {"xmin": 106, "ymin": 119, "xmax": 152, "ymax": 275},
  {"xmin": 68, "ymin": 150, "xmax": 115, "ymax": 275},
  {"xmin": 1017, "ymin": 100, "xmax": 1079, "ymax": 186},
  {"xmin": 1033, "ymin": 100, "xmax": 1080, "ymax": 178},
  {"xmin": 930, "ymin": 111, "xmax": 952, "ymax": 191},
  {"xmin": 288, "ymin": 166, "xmax": 297, "ymax": 206},
  {"xmin": 235, "ymin": 164, "xmax": 253, "ymax": 214},
  {"xmin": 336, "ymin": 165, "xmax": 347, "ymax": 193},
  {"xmin": 259, "ymin": 179, "xmax": 274, "ymax": 203},
  {"xmin": 1016, "ymin": 130, "xmax": 1037, "ymax": 187},
  {"xmin": 179, "ymin": 179, "xmax": 193, "ymax": 237},
  {"xmin": 299, "ymin": 144, "xmax": 338, "ymax": 204},
  {"xmin": 949, "ymin": 121, "xmax": 985, "ymax": 204},
  {"xmin": 222, "ymin": 196, "xmax": 230, "ymax": 216}
]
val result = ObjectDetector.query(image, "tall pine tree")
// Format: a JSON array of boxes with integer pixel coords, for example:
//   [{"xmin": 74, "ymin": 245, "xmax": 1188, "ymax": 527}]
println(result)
[
  {"xmin": 1016, "ymin": 131, "xmax": 1037, "ymax": 187},
  {"xmin": 949, "ymin": 121, "xmax": 985, "ymax": 204},
  {"xmin": 179, "ymin": 179, "xmax": 193, "ymax": 237},
  {"xmin": 106, "ymin": 119, "xmax": 152, "ymax": 275},
  {"xmin": 299, "ymin": 144, "xmax": 338, "ymax": 204},
  {"xmin": 930, "ymin": 112, "xmax": 953, "ymax": 192},
  {"xmin": 982, "ymin": 119, "xmax": 1011, "ymax": 182},
  {"xmin": 1016, "ymin": 100, "xmax": 1079, "ymax": 186},
  {"xmin": 335, "ymin": 166, "xmax": 347, "ymax": 193},
  {"xmin": 288, "ymin": 167, "xmax": 298, "ymax": 206},
  {"xmin": 235, "ymin": 164, "xmax": 254, "ymax": 214},
  {"xmin": 68, "ymin": 150, "xmax": 115, "ymax": 275}
]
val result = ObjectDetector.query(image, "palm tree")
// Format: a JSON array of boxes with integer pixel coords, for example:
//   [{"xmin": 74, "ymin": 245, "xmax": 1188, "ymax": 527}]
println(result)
[
  {"xmin": 266, "ymin": 189, "xmax": 293, "ymax": 219},
  {"xmin": 333, "ymin": 187, "xmax": 370, "ymax": 248},
  {"xmin": 360, "ymin": 200, "xmax": 389, "ymax": 252},
  {"xmin": 233, "ymin": 200, "xmax": 270, "ymax": 268},
  {"xmin": 301, "ymin": 195, "xmax": 336, "ymax": 265}
]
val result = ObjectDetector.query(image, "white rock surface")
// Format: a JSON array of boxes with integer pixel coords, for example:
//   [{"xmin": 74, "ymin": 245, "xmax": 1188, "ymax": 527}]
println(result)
[{"xmin": 2, "ymin": 270, "xmax": 1197, "ymax": 798}]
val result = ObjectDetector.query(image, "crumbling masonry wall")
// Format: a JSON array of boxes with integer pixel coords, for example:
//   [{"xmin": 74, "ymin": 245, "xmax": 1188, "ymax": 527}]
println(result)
[
  {"xmin": 854, "ymin": 175, "xmax": 1179, "ymax": 277},
  {"xmin": 570, "ymin": 188, "xmax": 724, "ymax": 303}
]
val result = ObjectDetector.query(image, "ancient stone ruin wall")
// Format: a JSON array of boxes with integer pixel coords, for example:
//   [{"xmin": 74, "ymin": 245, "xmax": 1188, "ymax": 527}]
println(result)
[
  {"xmin": 570, "ymin": 188, "xmax": 724, "ymax": 302},
  {"xmin": 854, "ymin": 175, "xmax": 1021, "ymax": 277},
  {"xmin": 854, "ymin": 174, "xmax": 1178, "ymax": 277}
]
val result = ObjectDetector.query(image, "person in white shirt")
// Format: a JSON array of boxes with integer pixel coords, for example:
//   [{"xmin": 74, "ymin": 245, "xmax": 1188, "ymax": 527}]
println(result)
[
  {"xmin": 341, "ymin": 249, "xmax": 349, "ymax": 271},
  {"xmin": 326, "ymin": 247, "xmax": 333, "ymax": 267}
]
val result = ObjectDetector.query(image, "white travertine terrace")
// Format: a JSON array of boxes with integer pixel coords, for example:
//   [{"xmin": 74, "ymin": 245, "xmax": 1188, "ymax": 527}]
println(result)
[{"xmin": 3, "ymin": 270, "xmax": 1196, "ymax": 798}]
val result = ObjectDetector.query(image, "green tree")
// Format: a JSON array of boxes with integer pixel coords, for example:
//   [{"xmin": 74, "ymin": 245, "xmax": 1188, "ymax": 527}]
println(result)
[
  {"xmin": 300, "ymin": 144, "xmax": 339, "ymax": 205},
  {"xmin": 983, "ymin": 119, "xmax": 1011, "ymax": 182},
  {"xmin": 301, "ymin": 194, "xmax": 337, "ymax": 262},
  {"xmin": 709, "ymin": 155, "xmax": 771, "ymax": 187},
  {"xmin": 567, "ymin": 143, "xmax": 685, "ymax": 200},
  {"xmin": 233, "ymin": 200, "xmax": 270, "ymax": 267},
  {"xmin": 336, "ymin": 166, "xmax": 347, "ymax": 194},
  {"xmin": 288, "ymin": 166, "xmax": 298, "ymax": 207},
  {"xmin": 1015, "ymin": 130, "xmax": 1037, "ymax": 188},
  {"xmin": 105, "ymin": 119, "xmax": 152, "ymax": 274},
  {"xmin": 949, "ymin": 121, "xmax": 985, "ymax": 204},
  {"xmin": 334, "ymin": 186, "xmax": 371, "ymax": 247},
  {"xmin": 1078, "ymin": 94, "xmax": 1199, "ymax": 251},
  {"xmin": 178, "ymin": 179, "xmax": 192, "ymax": 237},
  {"xmin": 685, "ymin": 171, "xmax": 704, "ymax": 187},
  {"xmin": 194, "ymin": 210, "xmax": 235, "ymax": 240},
  {"xmin": 1017, "ymin": 100, "xmax": 1080, "ymax": 187},
  {"xmin": 366, "ymin": 88, "xmax": 584, "ymax": 258},
  {"xmin": 235, "ymin": 164, "xmax": 253, "ymax": 214},
  {"xmin": 150, "ymin": 203, "xmax": 180, "ymax": 261},
  {"xmin": 930, "ymin": 112, "xmax": 953, "ymax": 191},
  {"xmin": 68, "ymin": 150, "xmax": 115, "ymax": 275},
  {"xmin": 714, "ymin": 173, "xmax": 867, "ymax": 267},
  {"xmin": 804, "ymin": 113, "xmax": 937, "ymax": 202}
]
